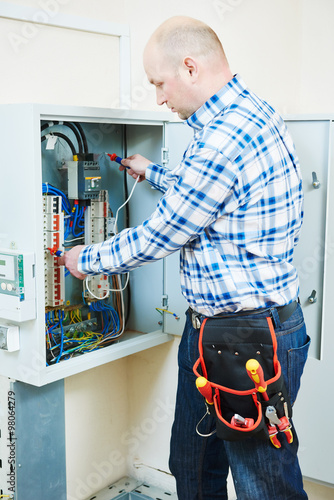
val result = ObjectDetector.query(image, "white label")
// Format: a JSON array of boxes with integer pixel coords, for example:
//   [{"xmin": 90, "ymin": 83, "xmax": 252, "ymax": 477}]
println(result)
[{"xmin": 45, "ymin": 134, "xmax": 58, "ymax": 150}]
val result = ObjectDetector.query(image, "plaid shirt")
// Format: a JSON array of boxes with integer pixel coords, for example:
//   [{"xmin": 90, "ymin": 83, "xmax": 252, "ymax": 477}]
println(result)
[{"xmin": 79, "ymin": 74, "xmax": 303, "ymax": 316}]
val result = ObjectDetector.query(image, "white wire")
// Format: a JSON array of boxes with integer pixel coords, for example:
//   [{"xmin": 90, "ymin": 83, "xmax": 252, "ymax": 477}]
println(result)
[
  {"xmin": 84, "ymin": 276, "xmax": 110, "ymax": 301},
  {"xmin": 64, "ymin": 236, "xmax": 84, "ymax": 244},
  {"xmin": 84, "ymin": 272, "xmax": 130, "ymax": 300},
  {"xmin": 114, "ymin": 176, "xmax": 139, "ymax": 233},
  {"xmin": 116, "ymin": 274, "xmax": 126, "ymax": 337},
  {"xmin": 83, "ymin": 176, "xmax": 138, "ymax": 302},
  {"xmin": 109, "ymin": 273, "xmax": 129, "ymax": 292},
  {"xmin": 103, "ymin": 274, "xmax": 126, "ymax": 340}
]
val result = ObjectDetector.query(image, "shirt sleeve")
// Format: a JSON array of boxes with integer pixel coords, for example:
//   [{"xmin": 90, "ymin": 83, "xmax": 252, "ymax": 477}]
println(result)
[{"xmin": 78, "ymin": 148, "xmax": 237, "ymax": 275}]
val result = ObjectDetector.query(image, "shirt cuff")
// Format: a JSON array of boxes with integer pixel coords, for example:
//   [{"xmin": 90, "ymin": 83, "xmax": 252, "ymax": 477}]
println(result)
[
  {"xmin": 146, "ymin": 163, "xmax": 169, "ymax": 193},
  {"xmin": 78, "ymin": 243, "xmax": 102, "ymax": 275}
]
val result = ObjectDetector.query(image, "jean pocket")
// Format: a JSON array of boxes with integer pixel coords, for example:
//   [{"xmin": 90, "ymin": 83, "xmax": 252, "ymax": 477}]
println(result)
[{"xmin": 288, "ymin": 335, "xmax": 311, "ymax": 405}]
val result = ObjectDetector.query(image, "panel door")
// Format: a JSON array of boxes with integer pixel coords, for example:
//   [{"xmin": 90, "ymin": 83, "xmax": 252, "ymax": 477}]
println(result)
[
  {"xmin": 163, "ymin": 122, "xmax": 193, "ymax": 336},
  {"xmin": 286, "ymin": 120, "xmax": 330, "ymax": 359}
]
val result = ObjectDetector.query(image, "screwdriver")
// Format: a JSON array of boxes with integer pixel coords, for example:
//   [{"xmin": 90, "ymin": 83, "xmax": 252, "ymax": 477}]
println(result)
[
  {"xmin": 47, "ymin": 247, "xmax": 64, "ymax": 257},
  {"xmin": 196, "ymin": 376, "xmax": 213, "ymax": 404},
  {"xmin": 107, "ymin": 153, "xmax": 123, "ymax": 164},
  {"xmin": 246, "ymin": 359, "xmax": 269, "ymax": 400}
]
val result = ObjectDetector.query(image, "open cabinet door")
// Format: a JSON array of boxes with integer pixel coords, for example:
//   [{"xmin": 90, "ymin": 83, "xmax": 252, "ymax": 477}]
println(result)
[
  {"xmin": 163, "ymin": 122, "xmax": 193, "ymax": 336},
  {"xmin": 286, "ymin": 118, "xmax": 334, "ymax": 485}
]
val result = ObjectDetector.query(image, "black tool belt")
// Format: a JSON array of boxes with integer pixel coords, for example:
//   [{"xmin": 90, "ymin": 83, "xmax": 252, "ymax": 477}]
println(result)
[
  {"xmin": 192, "ymin": 305, "xmax": 296, "ymax": 446},
  {"xmin": 190, "ymin": 300, "xmax": 297, "ymax": 330}
]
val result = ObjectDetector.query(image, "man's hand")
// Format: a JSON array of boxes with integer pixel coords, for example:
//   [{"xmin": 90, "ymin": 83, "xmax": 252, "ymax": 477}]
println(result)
[
  {"xmin": 119, "ymin": 154, "xmax": 151, "ymax": 182},
  {"xmin": 58, "ymin": 245, "xmax": 86, "ymax": 280}
]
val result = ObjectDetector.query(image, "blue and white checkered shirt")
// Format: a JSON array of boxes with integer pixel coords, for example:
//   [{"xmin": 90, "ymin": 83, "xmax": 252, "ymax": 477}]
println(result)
[{"xmin": 79, "ymin": 74, "xmax": 303, "ymax": 316}]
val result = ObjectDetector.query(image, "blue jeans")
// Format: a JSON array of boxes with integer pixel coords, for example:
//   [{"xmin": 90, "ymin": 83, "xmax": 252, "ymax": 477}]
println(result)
[{"xmin": 169, "ymin": 303, "xmax": 311, "ymax": 500}]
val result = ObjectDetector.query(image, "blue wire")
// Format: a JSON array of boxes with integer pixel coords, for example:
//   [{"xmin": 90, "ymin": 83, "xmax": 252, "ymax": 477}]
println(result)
[
  {"xmin": 72, "ymin": 204, "xmax": 84, "ymax": 237},
  {"xmin": 55, "ymin": 310, "xmax": 65, "ymax": 363},
  {"xmin": 42, "ymin": 183, "xmax": 71, "ymax": 214}
]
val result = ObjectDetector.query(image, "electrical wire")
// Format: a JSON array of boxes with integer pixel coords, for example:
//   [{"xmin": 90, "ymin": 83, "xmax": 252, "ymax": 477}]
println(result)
[
  {"xmin": 108, "ymin": 273, "xmax": 130, "ymax": 292},
  {"xmin": 114, "ymin": 176, "xmax": 139, "ymax": 233},
  {"xmin": 84, "ymin": 276, "xmax": 110, "ymax": 301},
  {"xmin": 45, "ymin": 299, "xmax": 124, "ymax": 364},
  {"xmin": 64, "ymin": 236, "xmax": 85, "ymax": 245},
  {"xmin": 42, "ymin": 183, "xmax": 71, "ymax": 214},
  {"xmin": 156, "ymin": 307, "xmax": 180, "ymax": 320},
  {"xmin": 42, "ymin": 123, "xmax": 133, "ymax": 364},
  {"xmin": 42, "ymin": 184, "xmax": 85, "ymax": 241},
  {"xmin": 121, "ymin": 125, "xmax": 132, "ymax": 327},
  {"xmin": 73, "ymin": 122, "xmax": 88, "ymax": 153},
  {"xmin": 41, "ymin": 132, "xmax": 76, "ymax": 156},
  {"xmin": 41, "ymin": 121, "xmax": 84, "ymax": 154}
]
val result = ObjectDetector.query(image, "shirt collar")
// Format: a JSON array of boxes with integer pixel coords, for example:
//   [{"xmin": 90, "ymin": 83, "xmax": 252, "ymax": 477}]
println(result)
[{"xmin": 186, "ymin": 74, "xmax": 247, "ymax": 130}]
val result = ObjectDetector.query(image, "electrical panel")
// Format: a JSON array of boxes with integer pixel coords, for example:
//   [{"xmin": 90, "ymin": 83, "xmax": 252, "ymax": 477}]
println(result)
[{"xmin": 0, "ymin": 103, "xmax": 186, "ymax": 386}]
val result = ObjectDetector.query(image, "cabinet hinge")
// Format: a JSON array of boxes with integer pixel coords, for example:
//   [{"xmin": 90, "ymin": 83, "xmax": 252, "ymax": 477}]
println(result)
[{"xmin": 161, "ymin": 147, "xmax": 169, "ymax": 165}]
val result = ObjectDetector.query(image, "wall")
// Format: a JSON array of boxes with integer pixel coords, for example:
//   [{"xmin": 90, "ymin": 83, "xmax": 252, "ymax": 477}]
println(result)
[
  {"xmin": 300, "ymin": 0, "xmax": 334, "ymax": 113},
  {"xmin": 0, "ymin": 0, "xmax": 333, "ymax": 498}
]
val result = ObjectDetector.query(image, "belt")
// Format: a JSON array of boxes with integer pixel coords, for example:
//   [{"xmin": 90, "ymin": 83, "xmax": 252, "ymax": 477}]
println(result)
[{"xmin": 190, "ymin": 300, "xmax": 298, "ymax": 330}]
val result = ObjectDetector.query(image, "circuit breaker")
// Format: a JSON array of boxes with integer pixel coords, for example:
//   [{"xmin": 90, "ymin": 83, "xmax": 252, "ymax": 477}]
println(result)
[{"xmin": 0, "ymin": 103, "xmax": 191, "ymax": 386}]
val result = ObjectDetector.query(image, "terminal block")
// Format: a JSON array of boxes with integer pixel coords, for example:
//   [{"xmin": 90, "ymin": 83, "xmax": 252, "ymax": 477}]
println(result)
[{"xmin": 43, "ymin": 195, "xmax": 65, "ymax": 308}]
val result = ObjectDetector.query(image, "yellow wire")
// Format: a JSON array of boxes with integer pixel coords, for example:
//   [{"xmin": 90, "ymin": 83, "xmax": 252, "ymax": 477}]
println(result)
[{"xmin": 155, "ymin": 307, "xmax": 180, "ymax": 319}]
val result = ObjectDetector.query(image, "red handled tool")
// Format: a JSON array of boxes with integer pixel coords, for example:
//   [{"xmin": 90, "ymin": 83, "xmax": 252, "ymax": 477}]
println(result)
[
  {"xmin": 107, "ymin": 153, "xmax": 130, "ymax": 169},
  {"xmin": 265, "ymin": 406, "xmax": 293, "ymax": 447},
  {"xmin": 47, "ymin": 246, "xmax": 63, "ymax": 257},
  {"xmin": 246, "ymin": 359, "xmax": 293, "ymax": 447},
  {"xmin": 107, "ymin": 153, "xmax": 123, "ymax": 165},
  {"xmin": 267, "ymin": 423, "xmax": 281, "ymax": 448},
  {"xmin": 231, "ymin": 414, "xmax": 254, "ymax": 429},
  {"xmin": 278, "ymin": 416, "xmax": 293, "ymax": 444}
]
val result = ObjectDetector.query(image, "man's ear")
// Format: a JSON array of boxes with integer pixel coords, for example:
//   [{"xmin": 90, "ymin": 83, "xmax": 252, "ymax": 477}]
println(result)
[{"xmin": 183, "ymin": 57, "xmax": 199, "ymax": 81}]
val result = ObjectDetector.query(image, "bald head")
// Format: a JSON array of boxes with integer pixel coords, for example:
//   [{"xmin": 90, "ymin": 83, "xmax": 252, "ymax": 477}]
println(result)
[
  {"xmin": 148, "ymin": 16, "xmax": 227, "ymax": 68},
  {"xmin": 144, "ymin": 17, "xmax": 233, "ymax": 119}
]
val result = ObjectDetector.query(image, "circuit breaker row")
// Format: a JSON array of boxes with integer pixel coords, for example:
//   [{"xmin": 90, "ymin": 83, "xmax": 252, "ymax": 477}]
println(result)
[
  {"xmin": 84, "ymin": 190, "xmax": 110, "ymax": 300},
  {"xmin": 43, "ymin": 189, "xmax": 111, "ymax": 307},
  {"xmin": 43, "ymin": 195, "xmax": 65, "ymax": 308}
]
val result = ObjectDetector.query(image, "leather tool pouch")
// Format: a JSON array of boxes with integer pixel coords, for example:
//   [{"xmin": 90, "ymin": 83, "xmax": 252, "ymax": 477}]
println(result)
[{"xmin": 193, "ymin": 314, "xmax": 292, "ymax": 442}]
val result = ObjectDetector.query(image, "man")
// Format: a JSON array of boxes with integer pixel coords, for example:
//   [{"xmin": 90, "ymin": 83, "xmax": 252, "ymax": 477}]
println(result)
[{"xmin": 60, "ymin": 16, "xmax": 310, "ymax": 499}]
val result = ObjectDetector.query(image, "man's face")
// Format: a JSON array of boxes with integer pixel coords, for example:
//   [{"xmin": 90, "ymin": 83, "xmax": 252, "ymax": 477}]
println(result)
[{"xmin": 144, "ymin": 46, "xmax": 197, "ymax": 120}]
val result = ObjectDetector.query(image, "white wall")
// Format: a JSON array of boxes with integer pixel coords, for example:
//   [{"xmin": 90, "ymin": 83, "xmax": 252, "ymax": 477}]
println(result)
[
  {"xmin": 300, "ymin": 0, "xmax": 334, "ymax": 113},
  {"xmin": 0, "ymin": 1, "xmax": 333, "ymax": 498}
]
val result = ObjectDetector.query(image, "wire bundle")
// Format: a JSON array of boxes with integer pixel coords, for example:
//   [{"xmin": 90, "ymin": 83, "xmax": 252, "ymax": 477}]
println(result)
[
  {"xmin": 45, "ymin": 302, "xmax": 123, "ymax": 365},
  {"xmin": 88, "ymin": 301, "xmax": 121, "ymax": 339},
  {"xmin": 41, "ymin": 120, "xmax": 88, "ymax": 156}
]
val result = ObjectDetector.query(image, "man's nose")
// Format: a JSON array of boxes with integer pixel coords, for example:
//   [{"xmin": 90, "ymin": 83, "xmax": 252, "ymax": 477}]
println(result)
[{"xmin": 156, "ymin": 88, "xmax": 165, "ymax": 106}]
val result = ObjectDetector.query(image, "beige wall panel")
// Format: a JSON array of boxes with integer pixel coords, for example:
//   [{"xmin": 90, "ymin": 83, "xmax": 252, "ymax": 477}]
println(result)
[
  {"xmin": 65, "ymin": 359, "xmax": 129, "ymax": 499},
  {"xmin": 0, "ymin": 17, "xmax": 119, "ymax": 107},
  {"xmin": 300, "ymin": 0, "xmax": 334, "ymax": 113}
]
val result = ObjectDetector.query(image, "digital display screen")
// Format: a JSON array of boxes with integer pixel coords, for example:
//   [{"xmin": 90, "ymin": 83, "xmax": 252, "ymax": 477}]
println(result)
[{"xmin": 0, "ymin": 254, "xmax": 15, "ymax": 281}]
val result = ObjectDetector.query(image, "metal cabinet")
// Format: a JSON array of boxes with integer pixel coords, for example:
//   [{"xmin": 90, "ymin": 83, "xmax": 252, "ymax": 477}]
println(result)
[{"xmin": 0, "ymin": 104, "xmax": 187, "ymax": 387}]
